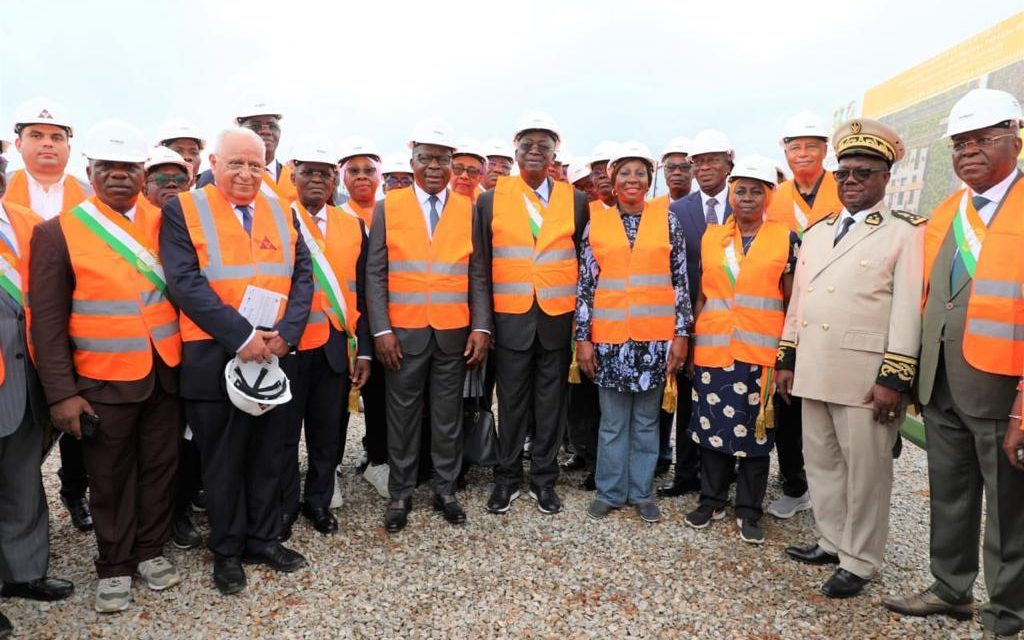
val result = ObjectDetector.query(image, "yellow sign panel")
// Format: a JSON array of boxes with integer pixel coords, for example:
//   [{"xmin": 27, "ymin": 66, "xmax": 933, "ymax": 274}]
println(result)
[{"xmin": 863, "ymin": 12, "xmax": 1024, "ymax": 118}]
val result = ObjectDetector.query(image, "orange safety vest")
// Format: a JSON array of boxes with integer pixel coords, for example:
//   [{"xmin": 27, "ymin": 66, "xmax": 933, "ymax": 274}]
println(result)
[
  {"xmin": 0, "ymin": 202, "xmax": 43, "ymax": 385},
  {"xmin": 3, "ymin": 169, "xmax": 92, "ymax": 214},
  {"xmin": 491, "ymin": 176, "xmax": 578, "ymax": 315},
  {"xmin": 648, "ymin": 194, "xmax": 670, "ymax": 209},
  {"xmin": 176, "ymin": 186, "xmax": 296, "ymax": 342},
  {"xmin": 294, "ymin": 202, "xmax": 362, "ymax": 351},
  {"xmin": 341, "ymin": 200, "xmax": 374, "ymax": 231},
  {"xmin": 766, "ymin": 172, "xmax": 841, "ymax": 234},
  {"xmin": 924, "ymin": 178, "xmax": 1024, "ymax": 376},
  {"xmin": 260, "ymin": 163, "xmax": 297, "ymax": 202},
  {"xmin": 58, "ymin": 196, "xmax": 181, "ymax": 381},
  {"xmin": 384, "ymin": 187, "xmax": 472, "ymax": 330},
  {"xmin": 694, "ymin": 220, "xmax": 789, "ymax": 367},
  {"xmin": 590, "ymin": 200, "xmax": 675, "ymax": 344}
]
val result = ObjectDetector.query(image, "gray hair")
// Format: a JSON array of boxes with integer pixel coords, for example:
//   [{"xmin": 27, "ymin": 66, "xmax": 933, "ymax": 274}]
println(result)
[{"xmin": 212, "ymin": 127, "xmax": 265, "ymax": 158}]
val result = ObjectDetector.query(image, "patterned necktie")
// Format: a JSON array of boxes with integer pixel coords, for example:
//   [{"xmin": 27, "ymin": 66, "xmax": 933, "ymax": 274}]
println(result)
[
  {"xmin": 951, "ymin": 195, "xmax": 991, "ymax": 288},
  {"xmin": 833, "ymin": 216, "xmax": 856, "ymax": 246},
  {"xmin": 236, "ymin": 205, "xmax": 253, "ymax": 236},
  {"xmin": 428, "ymin": 195, "xmax": 440, "ymax": 235},
  {"xmin": 705, "ymin": 197, "xmax": 719, "ymax": 225}
]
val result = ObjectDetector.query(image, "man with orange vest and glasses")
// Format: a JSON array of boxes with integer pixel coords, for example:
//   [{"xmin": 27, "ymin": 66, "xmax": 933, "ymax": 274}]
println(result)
[
  {"xmin": 5, "ymin": 97, "xmax": 95, "ymax": 533},
  {"xmin": 160, "ymin": 127, "xmax": 313, "ymax": 595},
  {"xmin": 30, "ymin": 121, "xmax": 184, "ymax": 613},
  {"xmin": 278, "ymin": 136, "xmax": 371, "ymax": 539},
  {"xmin": 883, "ymin": 89, "xmax": 1024, "ymax": 639},
  {"xmin": 476, "ymin": 112, "xmax": 588, "ymax": 515},
  {"xmin": 365, "ymin": 117, "xmax": 490, "ymax": 534}
]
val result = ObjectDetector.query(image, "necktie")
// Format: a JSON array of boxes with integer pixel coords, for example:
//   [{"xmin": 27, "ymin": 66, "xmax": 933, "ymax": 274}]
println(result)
[
  {"xmin": 236, "ymin": 205, "xmax": 253, "ymax": 236},
  {"xmin": 705, "ymin": 197, "xmax": 719, "ymax": 225},
  {"xmin": 951, "ymin": 195, "xmax": 991, "ymax": 288},
  {"xmin": 833, "ymin": 216, "xmax": 856, "ymax": 246},
  {"xmin": 315, "ymin": 214, "xmax": 326, "ymax": 235},
  {"xmin": 428, "ymin": 195, "xmax": 440, "ymax": 235},
  {"xmin": 535, "ymin": 189, "xmax": 547, "ymax": 207}
]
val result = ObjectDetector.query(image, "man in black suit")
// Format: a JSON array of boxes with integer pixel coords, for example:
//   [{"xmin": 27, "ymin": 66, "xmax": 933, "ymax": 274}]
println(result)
[
  {"xmin": 160, "ymin": 127, "xmax": 313, "ymax": 595},
  {"xmin": 660, "ymin": 129, "xmax": 734, "ymax": 497},
  {"xmin": 365, "ymin": 118, "xmax": 491, "ymax": 533},
  {"xmin": 476, "ymin": 113, "xmax": 589, "ymax": 515}
]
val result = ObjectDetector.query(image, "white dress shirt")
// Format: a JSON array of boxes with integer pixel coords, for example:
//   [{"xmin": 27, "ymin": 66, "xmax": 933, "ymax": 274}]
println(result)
[
  {"xmin": 971, "ymin": 168, "xmax": 1017, "ymax": 226},
  {"xmin": 833, "ymin": 200, "xmax": 882, "ymax": 240},
  {"xmin": 26, "ymin": 172, "xmax": 68, "ymax": 219},
  {"xmin": 533, "ymin": 178, "xmax": 552, "ymax": 206},
  {"xmin": 0, "ymin": 202, "xmax": 18, "ymax": 257},
  {"xmin": 699, "ymin": 184, "xmax": 729, "ymax": 223},
  {"xmin": 412, "ymin": 183, "xmax": 448, "ymax": 240}
]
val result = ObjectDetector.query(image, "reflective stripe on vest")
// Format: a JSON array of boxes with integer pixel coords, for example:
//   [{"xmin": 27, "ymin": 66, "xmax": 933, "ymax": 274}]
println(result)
[
  {"xmin": 1, "ymin": 202, "xmax": 43, "ymax": 384},
  {"xmin": 384, "ymin": 187, "xmax": 472, "ymax": 329},
  {"xmin": 590, "ymin": 200, "xmax": 675, "ymax": 344},
  {"xmin": 491, "ymin": 176, "xmax": 578, "ymax": 315}
]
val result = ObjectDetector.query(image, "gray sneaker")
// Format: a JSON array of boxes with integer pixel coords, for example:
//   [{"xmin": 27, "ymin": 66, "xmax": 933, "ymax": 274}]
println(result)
[
  {"xmin": 586, "ymin": 499, "xmax": 615, "ymax": 520},
  {"xmin": 767, "ymin": 491, "xmax": 811, "ymax": 519},
  {"xmin": 95, "ymin": 576, "xmax": 131, "ymax": 613},
  {"xmin": 635, "ymin": 502, "xmax": 661, "ymax": 523},
  {"xmin": 137, "ymin": 556, "xmax": 181, "ymax": 591}
]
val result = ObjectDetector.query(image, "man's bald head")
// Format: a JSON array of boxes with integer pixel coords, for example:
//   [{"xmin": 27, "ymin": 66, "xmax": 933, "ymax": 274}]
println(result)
[{"xmin": 210, "ymin": 127, "xmax": 267, "ymax": 205}]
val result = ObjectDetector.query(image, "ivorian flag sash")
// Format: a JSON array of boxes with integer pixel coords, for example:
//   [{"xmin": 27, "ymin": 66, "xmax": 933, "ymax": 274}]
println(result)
[
  {"xmin": 951, "ymin": 191, "xmax": 986, "ymax": 279},
  {"xmin": 70, "ymin": 201, "xmax": 166, "ymax": 293}
]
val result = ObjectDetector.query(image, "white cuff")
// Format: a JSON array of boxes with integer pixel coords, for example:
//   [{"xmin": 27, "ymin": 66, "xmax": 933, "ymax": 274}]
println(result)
[{"xmin": 236, "ymin": 329, "xmax": 257, "ymax": 353}]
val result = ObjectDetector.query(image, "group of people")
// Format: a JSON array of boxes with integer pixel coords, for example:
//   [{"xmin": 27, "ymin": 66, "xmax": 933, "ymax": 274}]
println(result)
[{"xmin": 0, "ymin": 87, "xmax": 1021, "ymax": 640}]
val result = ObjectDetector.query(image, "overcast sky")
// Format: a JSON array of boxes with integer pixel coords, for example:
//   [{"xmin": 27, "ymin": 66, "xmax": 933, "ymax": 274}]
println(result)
[{"xmin": 2, "ymin": 1, "xmax": 1019, "ymax": 176}]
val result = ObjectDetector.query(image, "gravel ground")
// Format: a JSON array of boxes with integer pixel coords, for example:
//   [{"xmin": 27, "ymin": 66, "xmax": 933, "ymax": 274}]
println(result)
[{"xmin": 5, "ymin": 412, "xmax": 989, "ymax": 639}]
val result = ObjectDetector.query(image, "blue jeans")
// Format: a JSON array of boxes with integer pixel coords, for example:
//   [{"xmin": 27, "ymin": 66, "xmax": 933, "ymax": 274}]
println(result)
[{"xmin": 595, "ymin": 385, "xmax": 662, "ymax": 506}]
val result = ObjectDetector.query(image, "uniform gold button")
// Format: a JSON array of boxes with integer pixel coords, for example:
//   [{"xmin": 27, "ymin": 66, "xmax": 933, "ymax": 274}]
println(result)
[
  {"xmin": 808, "ymin": 286, "xmax": 815, "ymax": 292},
  {"xmin": 860, "ymin": 260, "xmax": 868, "ymax": 267},
  {"xmin": 822, "ymin": 323, "xmax": 830, "ymax": 331},
  {"xmin": 945, "ymin": 302, "xmax": 954, "ymax": 310},
  {"xmin": 826, "ymin": 285, "xmax": 835, "ymax": 293},
  {"xmin": 802, "ymin": 321, "xmax": 808, "ymax": 327}
]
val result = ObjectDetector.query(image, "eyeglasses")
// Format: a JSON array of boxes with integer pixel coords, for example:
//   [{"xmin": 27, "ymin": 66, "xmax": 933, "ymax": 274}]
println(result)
[
  {"xmin": 148, "ymin": 174, "xmax": 189, "ymax": 188},
  {"xmin": 516, "ymin": 141, "xmax": 555, "ymax": 154},
  {"xmin": 414, "ymin": 153, "xmax": 452, "ymax": 168},
  {"xmin": 834, "ymin": 168, "xmax": 888, "ymax": 182},
  {"xmin": 243, "ymin": 121, "xmax": 280, "ymax": 133},
  {"xmin": 296, "ymin": 167, "xmax": 336, "ymax": 181},
  {"xmin": 345, "ymin": 166, "xmax": 378, "ymax": 177},
  {"xmin": 225, "ymin": 160, "xmax": 266, "ymax": 174},
  {"xmin": 951, "ymin": 133, "xmax": 1017, "ymax": 154},
  {"xmin": 384, "ymin": 175, "xmax": 414, "ymax": 188},
  {"xmin": 451, "ymin": 164, "xmax": 480, "ymax": 178},
  {"xmin": 487, "ymin": 158, "xmax": 512, "ymax": 171},
  {"xmin": 663, "ymin": 162, "xmax": 693, "ymax": 173}
]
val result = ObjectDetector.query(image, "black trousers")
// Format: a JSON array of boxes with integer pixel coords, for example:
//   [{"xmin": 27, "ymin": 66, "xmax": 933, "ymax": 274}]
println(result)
[
  {"xmin": 174, "ymin": 436, "xmax": 201, "ymax": 517},
  {"xmin": 57, "ymin": 433, "xmax": 88, "ymax": 500},
  {"xmin": 671, "ymin": 373, "xmax": 701, "ymax": 482},
  {"xmin": 773, "ymin": 393, "xmax": 807, "ymax": 497},
  {"xmin": 567, "ymin": 374, "xmax": 600, "ymax": 469},
  {"xmin": 699, "ymin": 448, "xmax": 769, "ymax": 521},
  {"xmin": 360, "ymin": 359, "xmax": 388, "ymax": 465}
]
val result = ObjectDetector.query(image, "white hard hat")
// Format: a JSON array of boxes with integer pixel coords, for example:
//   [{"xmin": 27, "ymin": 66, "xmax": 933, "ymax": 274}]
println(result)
[
  {"xmin": 554, "ymin": 146, "xmax": 571, "ymax": 164},
  {"xmin": 337, "ymin": 136, "xmax": 381, "ymax": 164},
  {"xmin": 567, "ymin": 157, "xmax": 593, "ymax": 185},
  {"xmin": 224, "ymin": 355, "xmax": 292, "ymax": 417},
  {"xmin": 408, "ymin": 117, "xmax": 456, "ymax": 150},
  {"xmin": 155, "ymin": 117, "xmax": 206, "ymax": 149},
  {"xmin": 82, "ymin": 120, "xmax": 148, "ymax": 163},
  {"xmin": 607, "ymin": 140, "xmax": 654, "ymax": 174},
  {"xmin": 728, "ymin": 155, "xmax": 778, "ymax": 188},
  {"xmin": 660, "ymin": 136, "xmax": 692, "ymax": 162},
  {"xmin": 145, "ymin": 146, "xmax": 191, "ymax": 175},
  {"xmin": 946, "ymin": 88, "xmax": 1024, "ymax": 138},
  {"xmin": 453, "ymin": 137, "xmax": 488, "ymax": 164},
  {"xmin": 590, "ymin": 140, "xmax": 618, "ymax": 163},
  {"xmin": 780, "ymin": 112, "xmax": 829, "ymax": 144},
  {"xmin": 14, "ymin": 97, "xmax": 75, "ymax": 137},
  {"xmin": 689, "ymin": 129, "xmax": 734, "ymax": 158},
  {"xmin": 234, "ymin": 97, "xmax": 283, "ymax": 123},
  {"xmin": 381, "ymin": 152, "xmax": 413, "ymax": 175},
  {"xmin": 512, "ymin": 111, "xmax": 560, "ymax": 145},
  {"xmin": 481, "ymin": 138, "xmax": 514, "ymax": 160},
  {"xmin": 290, "ymin": 134, "xmax": 337, "ymax": 165}
]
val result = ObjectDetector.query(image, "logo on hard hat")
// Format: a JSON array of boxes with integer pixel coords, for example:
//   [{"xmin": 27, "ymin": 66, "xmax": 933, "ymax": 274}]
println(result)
[{"xmin": 37, "ymin": 109, "xmax": 53, "ymax": 119}]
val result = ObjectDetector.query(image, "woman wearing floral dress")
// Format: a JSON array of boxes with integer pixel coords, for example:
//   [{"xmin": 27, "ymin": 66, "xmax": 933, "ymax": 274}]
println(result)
[
  {"xmin": 685, "ymin": 156, "xmax": 800, "ymax": 543},
  {"xmin": 575, "ymin": 141, "xmax": 692, "ymax": 523}
]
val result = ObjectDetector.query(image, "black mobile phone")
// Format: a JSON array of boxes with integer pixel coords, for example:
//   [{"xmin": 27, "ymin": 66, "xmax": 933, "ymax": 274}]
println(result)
[{"xmin": 80, "ymin": 413, "xmax": 100, "ymax": 440}]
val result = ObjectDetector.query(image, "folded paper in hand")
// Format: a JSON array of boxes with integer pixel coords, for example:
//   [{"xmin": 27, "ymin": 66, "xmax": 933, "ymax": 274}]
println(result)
[{"xmin": 239, "ymin": 285, "xmax": 286, "ymax": 329}]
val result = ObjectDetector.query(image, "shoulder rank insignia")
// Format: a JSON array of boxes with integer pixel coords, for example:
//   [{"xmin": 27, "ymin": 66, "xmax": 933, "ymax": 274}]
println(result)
[
  {"xmin": 816, "ymin": 213, "xmax": 840, "ymax": 228},
  {"xmin": 865, "ymin": 212, "xmax": 883, "ymax": 226},
  {"xmin": 890, "ymin": 209, "xmax": 927, "ymax": 226}
]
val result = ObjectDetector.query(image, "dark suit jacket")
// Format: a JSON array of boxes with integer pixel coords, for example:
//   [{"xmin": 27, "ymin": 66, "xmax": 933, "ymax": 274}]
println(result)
[
  {"xmin": 669, "ymin": 189, "xmax": 732, "ymax": 309},
  {"xmin": 159, "ymin": 195, "xmax": 313, "ymax": 401},
  {"xmin": 195, "ymin": 160, "xmax": 283, "ymax": 189},
  {"xmin": 29, "ymin": 218, "xmax": 178, "ymax": 406},
  {"xmin": 365, "ymin": 189, "xmax": 491, "ymax": 356},
  {"xmin": 321, "ymin": 218, "xmax": 372, "ymax": 374},
  {"xmin": 475, "ymin": 182, "xmax": 590, "ymax": 351}
]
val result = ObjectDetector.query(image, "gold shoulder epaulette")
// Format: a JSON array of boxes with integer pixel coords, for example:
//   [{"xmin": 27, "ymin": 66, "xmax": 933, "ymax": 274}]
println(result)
[
  {"xmin": 810, "ymin": 212, "xmax": 839, "ymax": 231},
  {"xmin": 890, "ymin": 209, "xmax": 927, "ymax": 226}
]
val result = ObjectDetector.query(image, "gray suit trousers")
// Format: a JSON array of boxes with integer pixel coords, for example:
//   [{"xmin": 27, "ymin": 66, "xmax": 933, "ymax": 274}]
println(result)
[{"xmin": 0, "ymin": 411, "xmax": 48, "ymax": 583}]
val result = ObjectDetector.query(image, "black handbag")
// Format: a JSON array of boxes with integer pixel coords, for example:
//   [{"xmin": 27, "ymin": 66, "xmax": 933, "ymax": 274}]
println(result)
[{"xmin": 462, "ymin": 364, "xmax": 498, "ymax": 467}]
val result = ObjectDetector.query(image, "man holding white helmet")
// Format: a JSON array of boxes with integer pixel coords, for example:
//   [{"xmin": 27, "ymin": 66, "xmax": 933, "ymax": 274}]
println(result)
[
  {"xmin": 365, "ymin": 117, "xmax": 490, "ymax": 533},
  {"xmin": 882, "ymin": 89, "xmax": 1024, "ymax": 639},
  {"xmin": 154, "ymin": 118, "xmax": 206, "ymax": 186},
  {"xmin": 30, "ymin": 120, "xmax": 184, "ymax": 613},
  {"xmin": 160, "ymin": 126, "xmax": 313, "ymax": 595}
]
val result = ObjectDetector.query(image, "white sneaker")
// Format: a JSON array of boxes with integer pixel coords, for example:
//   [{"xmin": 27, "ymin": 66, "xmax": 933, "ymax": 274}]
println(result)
[
  {"xmin": 767, "ymin": 491, "xmax": 812, "ymax": 519},
  {"xmin": 330, "ymin": 477, "xmax": 345, "ymax": 509},
  {"xmin": 136, "ymin": 556, "xmax": 181, "ymax": 591},
  {"xmin": 95, "ymin": 576, "xmax": 131, "ymax": 613},
  {"xmin": 362, "ymin": 463, "xmax": 390, "ymax": 499}
]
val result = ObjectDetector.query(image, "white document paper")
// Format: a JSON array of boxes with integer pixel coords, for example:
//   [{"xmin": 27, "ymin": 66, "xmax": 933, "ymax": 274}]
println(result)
[{"xmin": 238, "ymin": 285, "xmax": 286, "ymax": 329}]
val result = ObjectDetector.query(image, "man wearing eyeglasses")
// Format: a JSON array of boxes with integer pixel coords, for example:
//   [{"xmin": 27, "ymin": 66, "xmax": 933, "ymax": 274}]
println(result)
[
  {"xmin": 143, "ymin": 148, "xmax": 192, "ymax": 208},
  {"xmin": 481, "ymin": 140, "xmax": 514, "ymax": 191},
  {"xmin": 882, "ymin": 89, "xmax": 1024, "ymax": 640},
  {"xmin": 776, "ymin": 119, "xmax": 925, "ymax": 599}
]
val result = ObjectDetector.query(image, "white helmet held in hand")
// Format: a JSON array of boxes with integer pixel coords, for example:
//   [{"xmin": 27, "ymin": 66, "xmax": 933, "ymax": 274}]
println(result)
[{"xmin": 225, "ymin": 355, "xmax": 292, "ymax": 416}]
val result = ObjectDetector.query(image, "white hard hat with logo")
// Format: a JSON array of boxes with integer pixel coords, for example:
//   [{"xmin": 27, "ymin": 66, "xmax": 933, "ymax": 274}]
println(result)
[
  {"xmin": 290, "ymin": 134, "xmax": 337, "ymax": 165},
  {"xmin": 155, "ymin": 117, "xmax": 206, "ymax": 149},
  {"xmin": 224, "ymin": 354, "xmax": 292, "ymax": 417},
  {"xmin": 728, "ymin": 155, "xmax": 778, "ymax": 188},
  {"xmin": 946, "ymin": 88, "xmax": 1024, "ymax": 137},
  {"xmin": 145, "ymin": 146, "xmax": 191, "ymax": 175},
  {"xmin": 660, "ymin": 136, "xmax": 692, "ymax": 162},
  {"xmin": 513, "ymin": 111, "xmax": 561, "ymax": 145},
  {"xmin": 688, "ymin": 129, "xmax": 734, "ymax": 158},
  {"xmin": 338, "ymin": 136, "xmax": 381, "ymax": 164},
  {"xmin": 83, "ymin": 120, "xmax": 149, "ymax": 163},
  {"xmin": 482, "ymin": 138, "xmax": 514, "ymax": 160},
  {"xmin": 408, "ymin": 117, "xmax": 457, "ymax": 150},
  {"xmin": 780, "ymin": 112, "xmax": 829, "ymax": 144},
  {"xmin": 234, "ymin": 97, "xmax": 283, "ymax": 123},
  {"xmin": 381, "ymin": 152, "xmax": 413, "ymax": 175},
  {"xmin": 607, "ymin": 140, "xmax": 654, "ymax": 175},
  {"xmin": 453, "ymin": 137, "xmax": 488, "ymax": 164},
  {"xmin": 567, "ymin": 157, "xmax": 592, "ymax": 185},
  {"xmin": 590, "ymin": 140, "xmax": 618, "ymax": 164},
  {"xmin": 14, "ymin": 97, "xmax": 75, "ymax": 137}
]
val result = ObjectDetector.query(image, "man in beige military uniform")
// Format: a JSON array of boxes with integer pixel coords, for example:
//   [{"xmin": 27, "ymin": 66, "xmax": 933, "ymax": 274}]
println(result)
[{"xmin": 776, "ymin": 119, "xmax": 925, "ymax": 599}]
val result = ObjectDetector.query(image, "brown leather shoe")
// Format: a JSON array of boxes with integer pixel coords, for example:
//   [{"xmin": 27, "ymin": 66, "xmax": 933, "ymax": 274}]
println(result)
[{"xmin": 881, "ymin": 587, "xmax": 974, "ymax": 621}]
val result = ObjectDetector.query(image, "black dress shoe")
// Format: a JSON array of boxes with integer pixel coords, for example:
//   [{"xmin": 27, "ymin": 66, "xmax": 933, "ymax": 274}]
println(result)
[
  {"xmin": 432, "ymin": 494, "xmax": 467, "ymax": 525},
  {"xmin": 560, "ymin": 454, "xmax": 586, "ymax": 471},
  {"xmin": 657, "ymin": 477, "xmax": 701, "ymax": 497},
  {"xmin": 280, "ymin": 511, "xmax": 298, "ymax": 542},
  {"xmin": 385, "ymin": 498, "xmax": 412, "ymax": 533},
  {"xmin": 301, "ymin": 503, "xmax": 338, "ymax": 534},
  {"xmin": 60, "ymin": 495, "xmax": 93, "ymax": 531},
  {"xmin": 0, "ymin": 610, "xmax": 12, "ymax": 638},
  {"xmin": 1, "ymin": 577, "xmax": 74, "ymax": 602},
  {"xmin": 785, "ymin": 544, "xmax": 840, "ymax": 566},
  {"xmin": 242, "ymin": 543, "xmax": 307, "ymax": 573},
  {"xmin": 172, "ymin": 512, "xmax": 202, "ymax": 550},
  {"xmin": 582, "ymin": 472, "xmax": 596, "ymax": 491},
  {"xmin": 213, "ymin": 556, "xmax": 246, "ymax": 595},
  {"xmin": 821, "ymin": 568, "xmax": 870, "ymax": 598}
]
